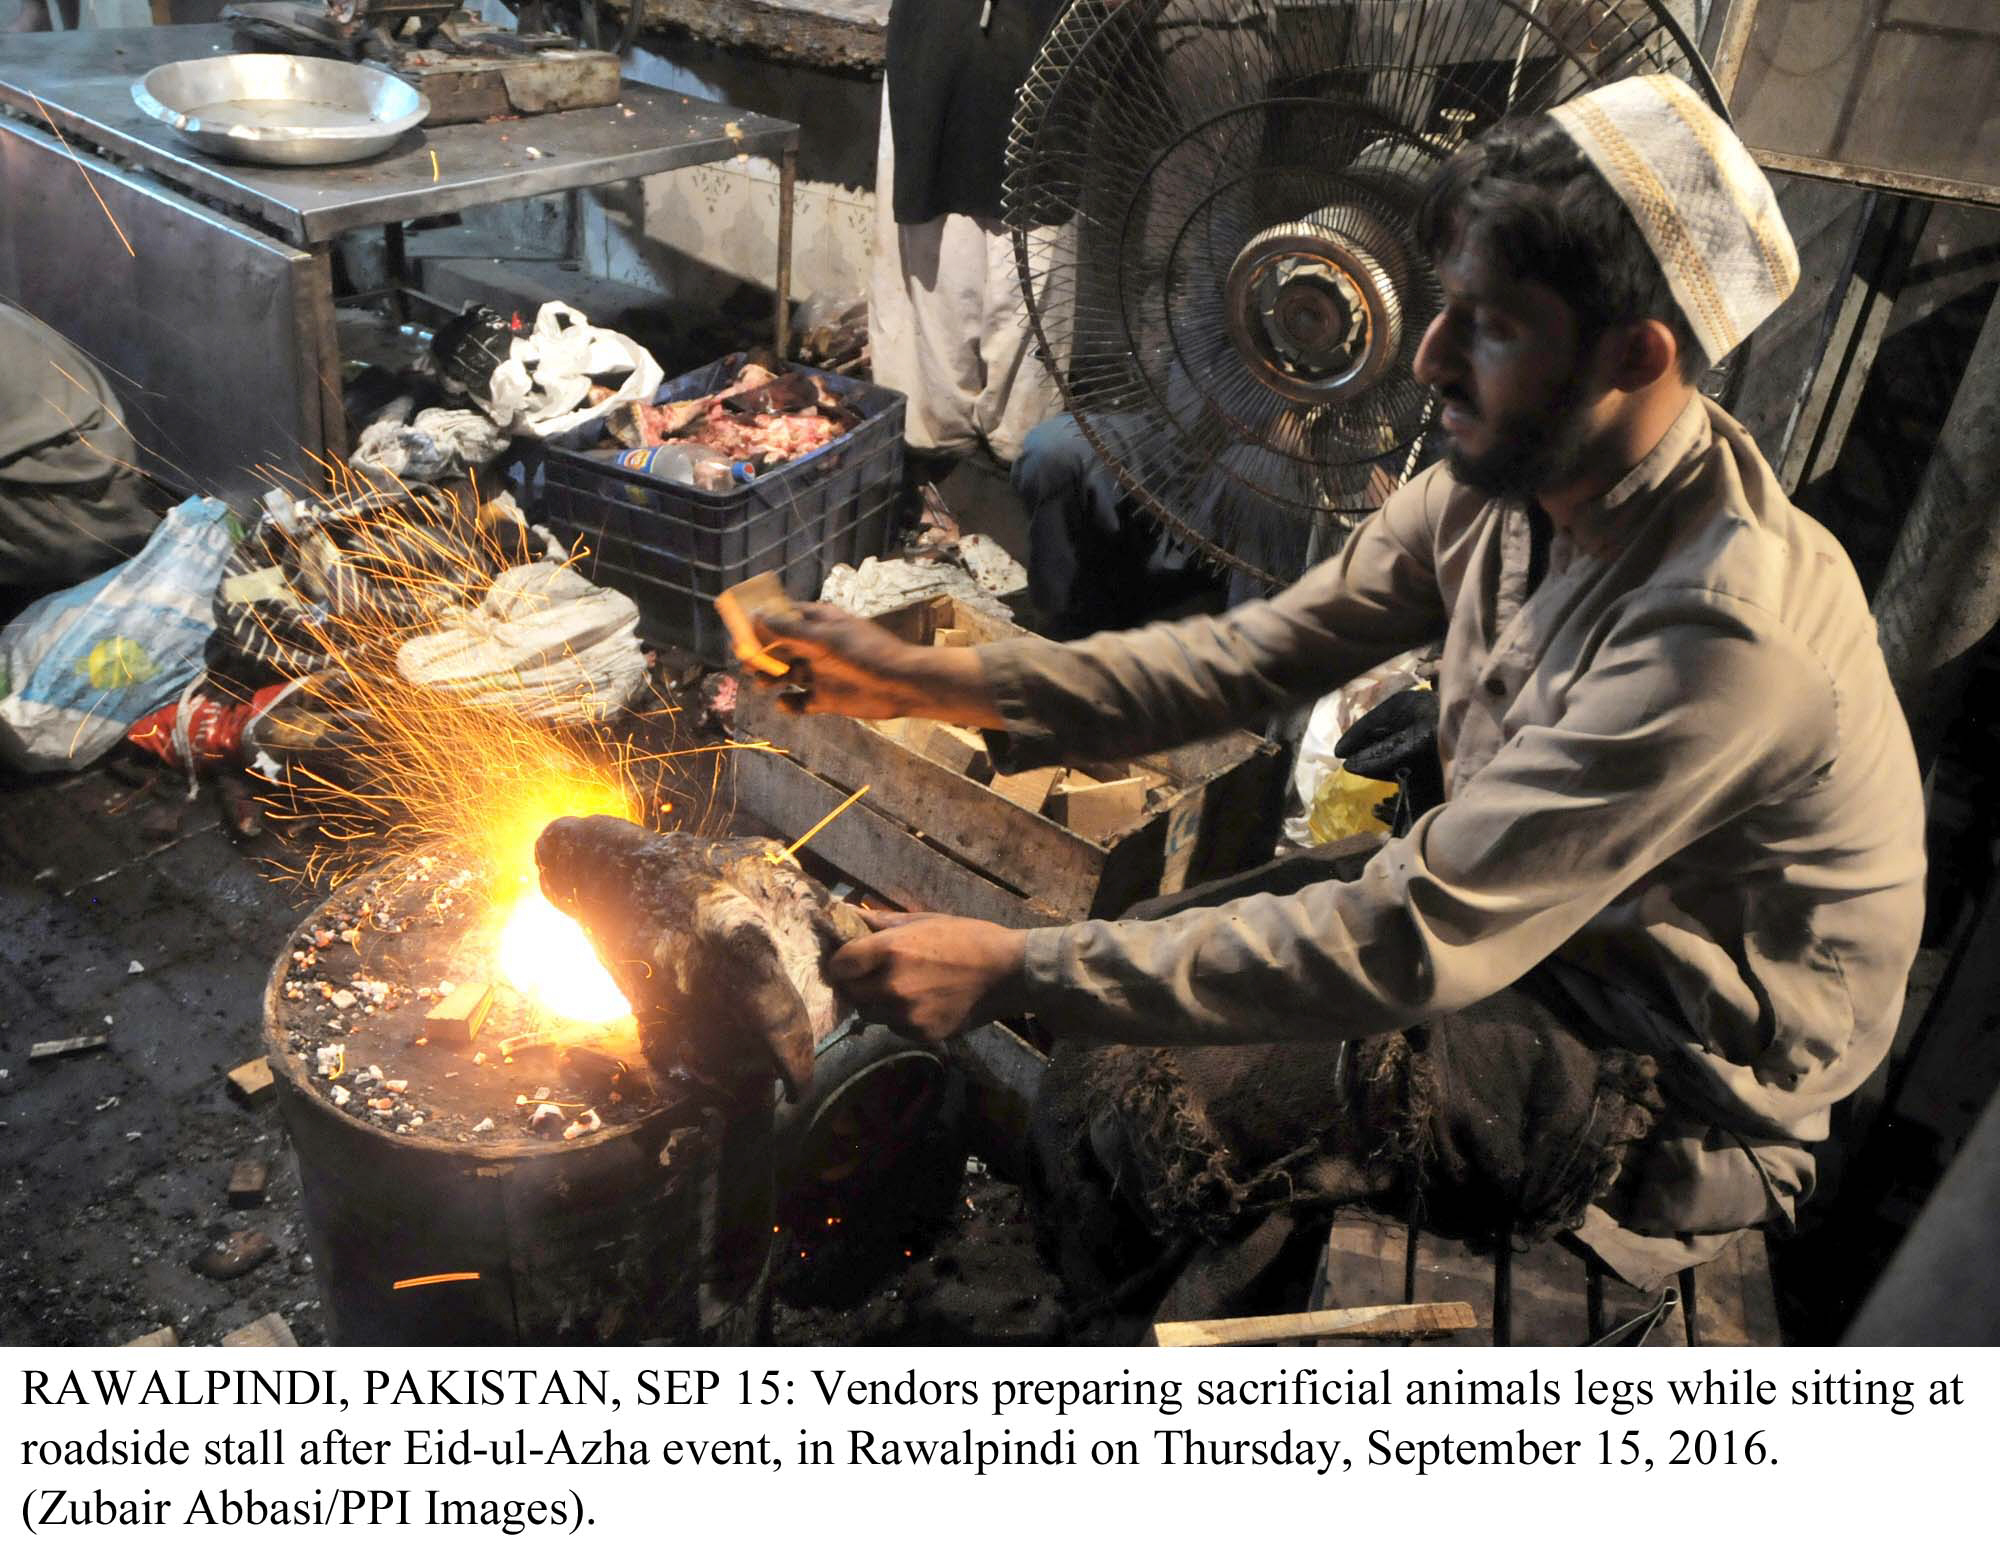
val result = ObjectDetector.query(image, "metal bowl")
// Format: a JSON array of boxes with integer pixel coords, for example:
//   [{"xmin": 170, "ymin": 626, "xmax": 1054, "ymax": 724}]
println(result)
[{"xmin": 132, "ymin": 53, "xmax": 428, "ymax": 167}]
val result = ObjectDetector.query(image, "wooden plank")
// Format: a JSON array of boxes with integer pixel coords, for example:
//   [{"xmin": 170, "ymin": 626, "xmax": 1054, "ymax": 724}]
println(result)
[
  {"xmin": 989, "ymin": 765, "xmax": 1062, "ymax": 814},
  {"xmin": 29, "ymin": 1034, "xmax": 108, "ymax": 1060},
  {"xmin": 729, "ymin": 751, "xmax": 1066, "ymax": 930},
  {"xmin": 226, "ymin": 1057, "xmax": 275, "ymax": 1107},
  {"xmin": 1052, "ymin": 775, "xmax": 1152, "ymax": 842},
  {"xmin": 923, "ymin": 722, "xmax": 994, "ymax": 781},
  {"xmin": 1690, "ymin": 1231, "xmax": 1784, "ymax": 1347},
  {"xmin": 227, "ymin": 1159, "xmax": 270, "ymax": 1209},
  {"xmin": 1156, "ymin": 1301, "xmax": 1478, "ymax": 1348},
  {"xmin": 425, "ymin": 981, "xmax": 495, "ymax": 1046}
]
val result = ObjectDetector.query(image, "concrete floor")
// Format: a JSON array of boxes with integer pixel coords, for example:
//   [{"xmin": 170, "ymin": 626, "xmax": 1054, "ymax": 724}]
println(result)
[
  {"xmin": 0, "ymin": 764, "xmax": 319, "ymax": 1345},
  {"xmin": 0, "ymin": 758, "xmax": 1062, "ymax": 1346}
]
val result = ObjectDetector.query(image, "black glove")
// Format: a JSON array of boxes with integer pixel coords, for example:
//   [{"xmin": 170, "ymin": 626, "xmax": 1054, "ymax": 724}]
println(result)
[{"xmin": 1334, "ymin": 686, "xmax": 1444, "ymax": 829}]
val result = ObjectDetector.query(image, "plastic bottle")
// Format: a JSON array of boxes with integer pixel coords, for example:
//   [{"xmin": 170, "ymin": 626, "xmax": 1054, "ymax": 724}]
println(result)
[
  {"xmin": 613, "ymin": 442, "xmax": 740, "ymax": 490},
  {"xmin": 682, "ymin": 446, "xmax": 740, "ymax": 492}
]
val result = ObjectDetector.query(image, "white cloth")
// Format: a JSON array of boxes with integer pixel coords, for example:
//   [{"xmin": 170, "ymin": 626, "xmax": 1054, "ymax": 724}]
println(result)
[
  {"xmin": 818, "ymin": 534, "xmax": 1027, "ymax": 619},
  {"xmin": 868, "ymin": 81, "xmax": 1065, "ymax": 465},
  {"xmin": 1549, "ymin": 74, "xmax": 1799, "ymax": 363},
  {"xmin": 395, "ymin": 561, "xmax": 644, "ymax": 725}
]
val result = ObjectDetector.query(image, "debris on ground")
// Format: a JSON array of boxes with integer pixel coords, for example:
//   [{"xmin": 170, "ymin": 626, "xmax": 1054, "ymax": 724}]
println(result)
[
  {"xmin": 227, "ymin": 1160, "xmax": 270, "ymax": 1208},
  {"xmin": 220, "ymin": 1312, "xmax": 297, "ymax": 1347},
  {"xmin": 29, "ymin": 1034, "xmax": 109, "ymax": 1061},
  {"xmin": 226, "ymin": 1057, "xmax": 275, "ymax": 1106},
  {"xmin": 193, "ymin": 1229, "xmax": 278, "ymax": 1281}
]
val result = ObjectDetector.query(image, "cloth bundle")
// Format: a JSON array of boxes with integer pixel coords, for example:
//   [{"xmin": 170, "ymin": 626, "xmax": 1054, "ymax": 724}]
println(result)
[
  {"xmin": 395, "ymin": 559, "xmax": 644, "ymax": 725},
  {"xmin": 212, "ymin": 486, "xmax": 492, "ymax": 679},
  {"xmin": 351, "ymin": 399, "xmax": 512, "ymax": 484}
]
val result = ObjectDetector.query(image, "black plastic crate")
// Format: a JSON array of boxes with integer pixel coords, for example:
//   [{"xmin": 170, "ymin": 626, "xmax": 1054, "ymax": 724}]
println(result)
[{"xmin": 531, "ymin": 355, "xmax": 904, "ymax": 658}]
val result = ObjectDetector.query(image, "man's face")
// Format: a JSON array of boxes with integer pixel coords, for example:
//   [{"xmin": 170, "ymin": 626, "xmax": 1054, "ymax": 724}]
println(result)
[{"xmin": 1412, "ymin": 238, "xmax": 1604, "ymax": 498}]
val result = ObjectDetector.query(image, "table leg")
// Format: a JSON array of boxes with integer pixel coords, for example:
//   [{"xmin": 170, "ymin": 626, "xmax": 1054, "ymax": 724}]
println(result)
[
  {"xmin": 306, "ymin": 243, "xmax": 348, "ymax": 481},
  {"xmin": 774, "ymin": 142, "xmax": 796, "ymax": 359},
  {"xmin": 383, "ymin": 221, "xmax": 408, "ymax": 325}
]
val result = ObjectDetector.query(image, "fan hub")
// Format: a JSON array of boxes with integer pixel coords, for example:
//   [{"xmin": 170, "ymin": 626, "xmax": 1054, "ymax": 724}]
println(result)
[
  {"xmin": 1258, "ymin": 256, "xmax": 1368, "ymax": 374},
  {"xmin": 1226, "ymin": 213, "xmax": 1404, "ymax": 405}
]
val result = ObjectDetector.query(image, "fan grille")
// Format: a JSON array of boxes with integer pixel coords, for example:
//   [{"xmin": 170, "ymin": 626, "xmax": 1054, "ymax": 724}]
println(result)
[{"xmin": 1007, "ymin": 0, "xmax": 1720, "ymax": 589}]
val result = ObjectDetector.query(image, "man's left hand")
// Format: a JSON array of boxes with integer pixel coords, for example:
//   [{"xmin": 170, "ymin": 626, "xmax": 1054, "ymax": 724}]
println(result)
[{"xmin": 826, "ymin": 909, "xmax": 1027, "ymax": 1043}]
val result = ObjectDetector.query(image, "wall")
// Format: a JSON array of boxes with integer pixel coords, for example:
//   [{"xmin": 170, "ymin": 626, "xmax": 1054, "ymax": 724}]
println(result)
[
  {"xmin": 448, "ymin": 0, "xmax": 884, "ymax": 313},
  {"xmin": 584, "ymin": 38, "xmax": 880, "ymax": 312}
]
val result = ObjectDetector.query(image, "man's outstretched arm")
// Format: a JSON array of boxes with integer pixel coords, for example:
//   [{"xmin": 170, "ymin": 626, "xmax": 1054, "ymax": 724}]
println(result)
[{"xmin": 759, "ymin": 465, "xmax": 1450, "ymax": 762}]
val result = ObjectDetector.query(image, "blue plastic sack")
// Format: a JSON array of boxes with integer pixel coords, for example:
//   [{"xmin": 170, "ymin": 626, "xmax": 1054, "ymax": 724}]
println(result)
[{"xmin": 0, "ymin": 496, "xmax": 238, "ymax": 772}]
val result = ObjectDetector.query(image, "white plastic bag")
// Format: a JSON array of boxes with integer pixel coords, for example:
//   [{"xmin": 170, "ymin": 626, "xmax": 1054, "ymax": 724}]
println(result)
[
  {"xmin": 395, "ymin": 560, "xmax": 644, "ymax": 724},
  {"xmin": 485, "ymin": 301, "xmax": 663, "ymax": 440},
  {"xmin": 0, "ymin": 497, "xmax": 236, "ymax": 772}
]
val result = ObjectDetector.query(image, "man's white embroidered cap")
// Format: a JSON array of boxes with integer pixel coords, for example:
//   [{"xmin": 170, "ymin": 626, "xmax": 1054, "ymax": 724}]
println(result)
[{"xmin": 1548, "ymin": 74, "xmax": 1799, "ymax": 363}]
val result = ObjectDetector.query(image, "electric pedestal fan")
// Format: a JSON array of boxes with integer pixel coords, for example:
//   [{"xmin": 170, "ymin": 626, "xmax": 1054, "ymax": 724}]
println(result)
[{"xmin": 1005, "ymin": 1, "xmax": 1724, "ymax": 590}]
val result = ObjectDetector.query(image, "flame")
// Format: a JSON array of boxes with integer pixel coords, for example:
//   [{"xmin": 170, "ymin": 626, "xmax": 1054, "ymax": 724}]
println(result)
[{"xmin": 496, "ymin": 887, "xmax": 632, "ymax": 1024}]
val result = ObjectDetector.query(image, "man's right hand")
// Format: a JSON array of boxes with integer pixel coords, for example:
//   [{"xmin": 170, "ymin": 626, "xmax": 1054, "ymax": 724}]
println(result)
[{"xmin": 753, "ymin": 601, "xmax": 1003, "ymax": 726}]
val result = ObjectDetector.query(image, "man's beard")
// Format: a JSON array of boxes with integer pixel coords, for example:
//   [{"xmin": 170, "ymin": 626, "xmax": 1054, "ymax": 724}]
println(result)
[{"xmin": 1441, "ymin": 381, "xmax": 1596, "ymax": 498}]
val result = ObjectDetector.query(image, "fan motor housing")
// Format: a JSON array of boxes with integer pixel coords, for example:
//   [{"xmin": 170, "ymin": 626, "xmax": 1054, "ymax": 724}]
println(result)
[{"xmin": 1225, "ymin": 207, "xmax": 1408, "ymax": 406}]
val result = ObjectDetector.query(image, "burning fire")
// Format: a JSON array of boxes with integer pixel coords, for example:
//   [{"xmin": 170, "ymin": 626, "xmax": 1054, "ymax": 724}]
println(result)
[
  {"xmin": 478, "ymin": 770, "xmax": 641, "ymax": 1025},
  {"xmin": 247, "ymin": 462, "xmax": 759, "ymax": 1030},
  {"xmin": 497, "ymin": 887, "xmax": 632, "ymax": 1024}
]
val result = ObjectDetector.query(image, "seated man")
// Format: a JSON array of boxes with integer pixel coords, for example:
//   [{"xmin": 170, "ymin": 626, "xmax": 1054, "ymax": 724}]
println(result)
[
  {"xmin": 1013, "ymin": 412, "xmax": 1242, "ymax": 639},
  {"xmin": 1014, "ymin": 399, "xmax": 1403, "ymax": 639},
  {"xmin": 760, "ymin": 76, "xmax": 1927, "ymax": 1303},
  {"xmin": 1, "ymin": 305, "xmax": 161, "ymax": 616}
]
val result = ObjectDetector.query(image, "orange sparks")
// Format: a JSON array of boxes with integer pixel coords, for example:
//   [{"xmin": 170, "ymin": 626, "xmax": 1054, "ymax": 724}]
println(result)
[
  {"xmin": 30, "ymin": 95, "xmax": 135, "ymax": 258},
  {"xmin": 255, "ymin": 465, "xmax": 655, "ymax": 893},
  {"xmin": 392, "ymin": 1271, "xmax": 482, "ymax": 1290},
  {"xmin": 245, "ymin": 461, "xmax": 773, "ymax": 1028}
]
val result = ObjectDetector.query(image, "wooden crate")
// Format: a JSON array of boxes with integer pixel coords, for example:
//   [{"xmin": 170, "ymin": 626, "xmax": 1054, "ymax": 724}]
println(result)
[
  {"xmin": 731, "ymin": 594, "xmax": 1283, "ymax": 924},
  {"xmin": 1312, "ymin": 1212, "xmax": 1782, "ymax": 1347}
]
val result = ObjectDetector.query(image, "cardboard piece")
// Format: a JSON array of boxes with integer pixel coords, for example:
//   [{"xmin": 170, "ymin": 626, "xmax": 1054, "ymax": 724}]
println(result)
[{"xmin": 714, "ymin": 570, "xmax": 793, "ymax": 676}]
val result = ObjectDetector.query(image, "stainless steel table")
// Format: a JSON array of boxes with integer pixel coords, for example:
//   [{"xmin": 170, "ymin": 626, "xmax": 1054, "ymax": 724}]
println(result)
[{"xmin": 0, "ymin": 25, "xmax": 802, "ymax": 501}]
